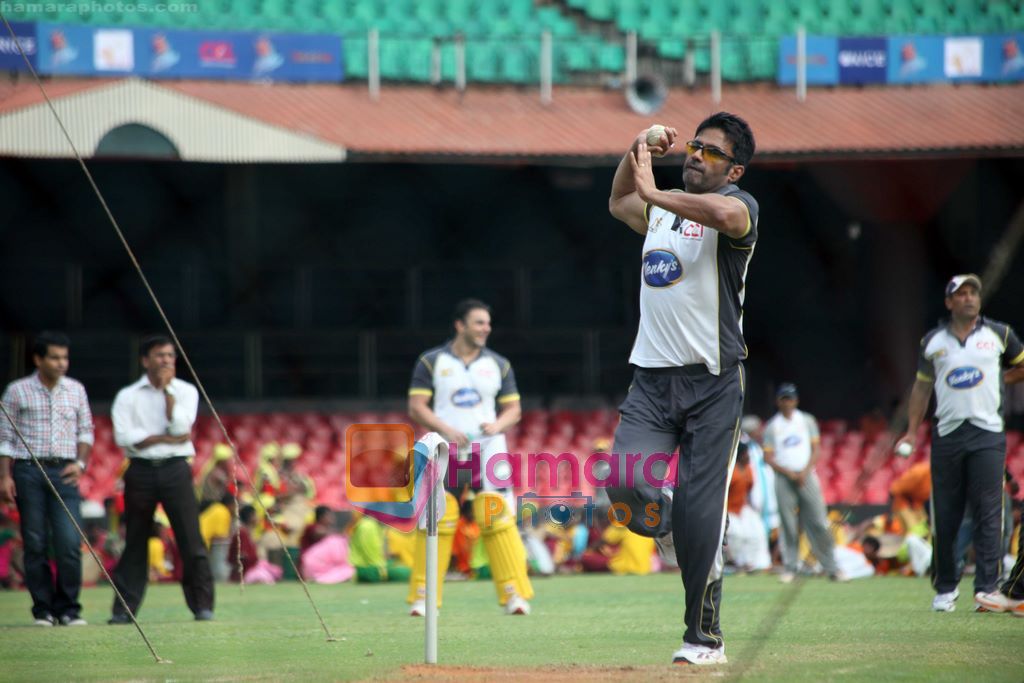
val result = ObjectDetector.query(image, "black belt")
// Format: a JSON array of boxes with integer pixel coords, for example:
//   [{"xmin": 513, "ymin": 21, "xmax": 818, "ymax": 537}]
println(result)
[
  {"xmin": 130, "ymin": 456, "xmax": 189, "ymax": 467},
  {"xmin": 15, "ymin": 458, "xmax": 72, "ymax": 468}
]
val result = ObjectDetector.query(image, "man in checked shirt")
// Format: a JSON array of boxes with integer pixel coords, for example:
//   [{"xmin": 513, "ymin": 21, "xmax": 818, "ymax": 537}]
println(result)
[{"xmin": 0, "ymin": 331, "xmax": 94, "ymax": 626}]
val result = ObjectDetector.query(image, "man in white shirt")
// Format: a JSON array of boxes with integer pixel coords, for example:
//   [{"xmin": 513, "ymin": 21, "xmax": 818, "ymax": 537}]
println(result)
[
  {"xmin": 763, "ymin": 383, "xmax": 844, "ymax": 583},
  {"xmin": 897, "ymin": 274, "xmax": 1024, "ymax": 613},
  {"xmin": 108, "ymin": 335, "xmax": 213, "ymax": 623}
]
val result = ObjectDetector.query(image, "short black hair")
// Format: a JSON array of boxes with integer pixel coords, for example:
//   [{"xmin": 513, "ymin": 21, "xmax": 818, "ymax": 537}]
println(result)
[
  {"xmin": 862, "ymin": 536, "xmax": 880, "ymax": 553},
  {"xmin": 140, "ymin": 334, "xmax": 174, "ymax": 357},
  {"xmin": 239, "ymin": 505, "xmax": 256, "ymax": 526},
  {"xmin": 32, "ymin": 331, "xmax": 70, "ymax": 359},
  {"xmin": 453, "ymin": 298, "xmax": 491, "ymax": 324},
  {"xmin": 695, "ymin": 112, "xmax": 756, "ymax": 167},
  {"xmin": 315, "ymin": 505, "xmax": 333, "ymax": 523}
]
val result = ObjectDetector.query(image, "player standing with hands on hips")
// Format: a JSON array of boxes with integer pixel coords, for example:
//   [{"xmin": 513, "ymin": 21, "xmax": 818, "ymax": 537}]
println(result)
[
  {"xmin": 607, "ymin": 113, "xmax": 758, "ymax": 665},
  {"xmin": 896, "ymin": 274, "xmax": 1024, "ymax": 613}
]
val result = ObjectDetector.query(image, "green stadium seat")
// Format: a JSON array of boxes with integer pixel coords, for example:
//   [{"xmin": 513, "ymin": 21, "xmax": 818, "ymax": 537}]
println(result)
[
  {"xmin": 406, "ymin": 39, "xmax": 434, "ymax": 82},
  {"xmin": 467, "ymin": 42, "xmax": 500, "ymax": 82},
  {"xmin": 597, "ymin": 43, "xmax": 625, "ymax": 72},
  {"xmin": 501, "ymin": 46, "xmax": 533, "ymax": 83},
  {"xmin": 658, "ymin": 38, "xmax": 687, "ymax": 60},
  {"xmin": 587, "ymin": 0, "xmax": 615, "ymax": 22},
  {"xmin": 379, "ymin": 39, "xmax": 408, "ymax": 79},
  {"xmin": 564, "ymin": 41, "xmax": 596, "ymax": 70},
  {"xmin": 344, "ymin": 37, "xmax": 369, "ymax": 78},
  {"xmin": 748, "ymin": 38, "xmax": 777, "ymax": 79}
]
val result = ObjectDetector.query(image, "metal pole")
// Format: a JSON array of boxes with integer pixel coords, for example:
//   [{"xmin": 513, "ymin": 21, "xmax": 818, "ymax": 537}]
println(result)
[
  {"xmin": 710, "ymin": 30, "xmax": 721, "ymax": 104},
  {"xmin": 625, "ymin": 31, "xmax": 637, "ymax": 83},
  {"xmin": 430, "ymin": 38, "xmax": 441, "ymax": 85},
  {"xmin": 796, "ymin": 26, "xmax": 807, "ymax": 102},
  {"xmin": 368, "ymin": 28, "xmax": 380, "ymax": 101},
  {"xmin": 683, "ymin": 39, "xmax": 695, "ymax": 87},
  {"xmin": 455, "ymin": 33, "xmax": 466, "ymax": 93},
  {"xmin": 540, "ymin": 30, "xmax": 552, "ymax": 105},
  {"xmin": 424, "ymin": 461, "xmax": 439, "ymax": 664}
]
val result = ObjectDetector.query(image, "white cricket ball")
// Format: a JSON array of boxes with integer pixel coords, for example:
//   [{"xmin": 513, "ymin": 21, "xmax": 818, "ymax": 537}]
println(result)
[
  {"xmin": 646, "ymin": 124, "xmax": 667, "ymax": 157},
  {"xmin": 896, "ymin": 442, "xmax": 913, "ymax": 457}
]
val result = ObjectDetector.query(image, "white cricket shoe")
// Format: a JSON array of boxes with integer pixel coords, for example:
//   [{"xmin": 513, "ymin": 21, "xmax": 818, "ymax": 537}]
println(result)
[
  {"xmin": 975, "ymin": 591, "xmax": 1024, "ymax": 616},
  {"xmin": 409, "ymin": 599, "xmax": 426, "ymax": 617},
  {"xmin": 932, "ymin": 589, "xmax": 959, "ymax": 612},
  {"xmin": 778, "ymin": 571, "xmax": 796, "ymax": 584},
  {"xmin": 672, "ymin": 641, "xmax": 727, "ymax": 665},
  {"xmin": 505, "ymin": 594, "xmax": 531, "ymax": 615},
  {"xmin": 33, "ymin": 615, "xmax": 54, "ymax": 627}
]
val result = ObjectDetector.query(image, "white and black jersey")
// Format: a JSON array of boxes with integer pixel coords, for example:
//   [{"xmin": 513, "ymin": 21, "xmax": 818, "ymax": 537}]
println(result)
[
  {"xmin": 917, "ymin": 317, "xmax": 1024, "ymax": 437},
  {"xmin": 409, "ymin": 343, "xmax": 519, "ymax": 440},
  {"xmin": 630, "ymin": 183, "xmax": 759, "ymax": 375}
]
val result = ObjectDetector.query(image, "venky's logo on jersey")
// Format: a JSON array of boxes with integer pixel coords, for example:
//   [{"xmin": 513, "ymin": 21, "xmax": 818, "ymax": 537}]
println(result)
[
  {"xmin": 642, "ymin": 249, "xmax": 683, "ymax": 288},
  {"xmin": 946, "ymin": 366, "xmax": 983, "ymax": 389},
  {"xmin": 452, "ymin": 387, "xmax": 483, "ymax": 407},
  {"xmin": 782, "ymin": 435, "xmax": 802, "ymax": 448}
]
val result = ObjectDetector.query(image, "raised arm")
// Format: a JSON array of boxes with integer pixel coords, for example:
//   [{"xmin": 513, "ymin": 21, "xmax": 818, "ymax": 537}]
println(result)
[
  {"xmin": 631, "ymin": 139, "xmax": 751, "ymax": 239},
  {"xmin": 609, "ymin": 126, "xmax": 677, "ymax": 236}
]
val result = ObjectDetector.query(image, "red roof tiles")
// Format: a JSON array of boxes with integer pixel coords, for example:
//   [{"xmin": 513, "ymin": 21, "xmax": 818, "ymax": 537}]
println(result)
[{"xmin": 3, "ymin": 79, "xmax": 1023, "ymax": 161}]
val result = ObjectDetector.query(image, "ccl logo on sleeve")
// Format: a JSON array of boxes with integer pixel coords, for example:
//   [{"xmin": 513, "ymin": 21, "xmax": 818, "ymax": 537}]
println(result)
[{"xmin": 946, "ymin": 366, "xmax": 983, "ymax": 389}]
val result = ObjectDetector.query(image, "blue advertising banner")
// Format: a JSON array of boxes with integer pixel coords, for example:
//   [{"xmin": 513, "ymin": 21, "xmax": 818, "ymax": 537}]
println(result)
[
  {"xmin": 983, "ymin": 33, "xmax": 1024, "ymax": 82},
  {"xmin": 0, "ymin": 21, "xmax": 37, "ymax": 70},
  {"xmin": 35, "ymin": 24, "xmax": 342, "ymax": 82},
  {"xmin": 36, "ymin": 23, "xmax": 96, "ymax": 75},
  {"xmin": 135, "ymin": 29, "xmax": 342, "ymax": 82},
  {"xmin": 837, "ymin": 37, "xmax": 887, "ymax": 84},
  {"xmin": 777, "ymin": 35, "xmax": 838, "ymax": 85},
  {"xmin": 887, "ymin": 35, "xmax": 945, "ymax": 83}
]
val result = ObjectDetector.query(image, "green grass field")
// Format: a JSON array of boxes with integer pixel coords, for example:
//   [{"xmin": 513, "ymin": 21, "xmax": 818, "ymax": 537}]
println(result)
[{"xmin": 0, "ymin": 574, "xmax": 1020, "ymax": 682}]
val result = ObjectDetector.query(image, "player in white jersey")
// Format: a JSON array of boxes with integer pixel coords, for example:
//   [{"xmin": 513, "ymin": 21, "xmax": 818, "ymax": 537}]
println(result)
[
  {"xmin": 897, "ymin": 274, "xmax": 1024, "ymax": 613},
  {"xmin": 405, "ymin": 299, "xmax": 533, "ymax": 616},
  {"xmin": 608, "ymin": 112, "xmax": 758, "ymax": 666},
  {"xmin": 762, "ymin": 383, "xmax": 844, "ymax": 583}
]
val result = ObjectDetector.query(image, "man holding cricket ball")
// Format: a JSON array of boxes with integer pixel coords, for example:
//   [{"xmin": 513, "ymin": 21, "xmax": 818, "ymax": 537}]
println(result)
[{"xmin": 896, "ymin": 274, "xmax": 1024, "ymax": 614}]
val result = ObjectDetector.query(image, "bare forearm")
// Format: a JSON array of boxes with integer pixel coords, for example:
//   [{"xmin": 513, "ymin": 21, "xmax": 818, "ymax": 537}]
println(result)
[
  {"xmin": 906, "ymin": 379, "xmax": 933, "ymax": 432},
  {"xmin": 77, "ymin": 442, "xmax": 91, "ymax": 465},
  {"xmin": 1005, "ymin": 365, "xmax": 1024, "ymax": 385},
  {"xmin": 642, "ymin": 189, "xmax": 747, "ymax": 237},
  {"xmin": 0, "ymin": 455, "xmax": 10, "ymax": 478},
  {"xmin": 132, "ymin": 434, "xmax": 189, "ymax": 449},
  {"xmin": 609, "ymin": 141, "xmax": 640, "ymax": 205},
  {"xmin": 492, "ymin": 403, "xmax": 522, "ymax": 434},
  {"xmin": 804, "ymin": 445, "xmax": 820, "ymax": 473}
]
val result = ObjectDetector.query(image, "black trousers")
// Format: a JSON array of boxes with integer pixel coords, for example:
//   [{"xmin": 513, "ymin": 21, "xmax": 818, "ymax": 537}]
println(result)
[
  {"xmin": 608, "ymin": 364, "xmax": 744, "ymax": 648},
  {"xmin": 111, "ymin": 458, "xmax": 214, "ymax": 617},
  {"xmin": 930, "ymin": 422, "xmax": 1005, "ymax": 595}
]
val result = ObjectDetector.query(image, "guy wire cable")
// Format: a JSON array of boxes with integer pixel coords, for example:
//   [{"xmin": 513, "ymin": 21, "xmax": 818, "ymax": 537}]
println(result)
[
  {"xmin": 0, "ymin": 402, "xmax": 170, "ymax": 664},
  {"xmin": 1, "ymin": 13, "xmax": 339, "ymax": 643}
]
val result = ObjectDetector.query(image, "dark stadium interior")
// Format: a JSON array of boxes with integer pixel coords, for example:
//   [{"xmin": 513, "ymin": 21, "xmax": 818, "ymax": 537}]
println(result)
[{"xmin": 1, "ymin": 155, "xmax": 1022, "ymax": 418}]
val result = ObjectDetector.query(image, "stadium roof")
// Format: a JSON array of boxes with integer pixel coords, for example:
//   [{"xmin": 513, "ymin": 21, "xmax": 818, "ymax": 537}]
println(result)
[{"xmin": 0, "ymin": 78, "xmax": 1022, "ymax": 163}]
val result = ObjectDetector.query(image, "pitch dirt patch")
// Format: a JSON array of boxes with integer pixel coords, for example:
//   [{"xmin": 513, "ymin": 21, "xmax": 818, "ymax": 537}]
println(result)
[{"xmin": 399, "ymin": 663, "xmax": 725, "ymax": 681}]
